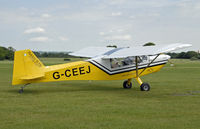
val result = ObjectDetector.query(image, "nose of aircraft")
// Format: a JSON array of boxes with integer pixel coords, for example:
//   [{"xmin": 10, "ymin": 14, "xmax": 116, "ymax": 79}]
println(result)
[
  {"xmin": 149, "ymin": 54, "xmax": 171, "ymax": 61},
  {"xmin": 157, "ymin": 54, "xmax": 171, "ymax": 60},
  {"xmin": 165, "ymin": 55, "xmax": 171, "ymax": 60}
]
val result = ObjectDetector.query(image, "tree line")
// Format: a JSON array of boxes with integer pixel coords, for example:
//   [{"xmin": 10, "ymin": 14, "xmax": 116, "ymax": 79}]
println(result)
[
  {"xmin": 0, "ymin": 46, "xmax": 74, "ymax": 60},
  {"xmin": 143, "ymin": 42, "xmax": 200, "ymax": 60},
  {"xmin": 167, "ymin": 51, "xmax": 200, "ymax": 60},
  {"xmin": 34, "ymin": 51, "xmax": 74, "ymax": 58},
  {"xmin": 0, "ymin": 46, "xmax": 200, "ymax": 60},
  {"xmin": 0, "ymin": 46, "xmax": 15, "ymax": 60}
]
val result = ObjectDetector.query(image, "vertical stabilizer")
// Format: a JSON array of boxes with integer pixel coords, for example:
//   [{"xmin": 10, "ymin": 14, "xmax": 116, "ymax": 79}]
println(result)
[{"xmin": 12, "ymin": 49, "xmax": 45, "ymax": 85}]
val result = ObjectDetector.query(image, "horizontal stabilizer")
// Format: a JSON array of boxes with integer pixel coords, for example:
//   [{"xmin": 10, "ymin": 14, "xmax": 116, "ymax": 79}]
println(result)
[{"xmin": 20, "ymin": 74, "xmax": 44, "ymax": 80}]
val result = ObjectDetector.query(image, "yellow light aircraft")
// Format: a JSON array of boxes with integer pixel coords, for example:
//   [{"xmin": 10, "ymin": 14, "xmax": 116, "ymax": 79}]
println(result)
[{"xmin": 12, "ymin": 43, "xmax": 191, "ymax": 93}]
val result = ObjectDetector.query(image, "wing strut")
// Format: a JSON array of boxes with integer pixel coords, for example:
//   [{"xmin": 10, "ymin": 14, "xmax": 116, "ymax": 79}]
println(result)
[
  {"xmin": 129, "ymin": 55, "xmax": 157, "ymax": 90},
  {"xmin": 135, "ymin": 56, "xmax": 139, "ymax": 77},
  {"xmin": 135, "ymin": 56, "xmax": 143, "ymax": 85},
  {"xmin": 139, "ymin": 54, "xmax": 160, "ymax": 76},
  {"xmin": 135, "ymin": 54, "xmax": 160, "ymax": 87}
]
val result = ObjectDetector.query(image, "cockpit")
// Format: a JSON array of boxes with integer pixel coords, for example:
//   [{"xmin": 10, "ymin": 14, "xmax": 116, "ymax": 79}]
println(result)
[{"xmin": 110, "ymin": 56, "xmax": 148, "ymax": 69}]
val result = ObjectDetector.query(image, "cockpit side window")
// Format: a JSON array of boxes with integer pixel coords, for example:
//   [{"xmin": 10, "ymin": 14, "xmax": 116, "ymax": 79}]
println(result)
[
  {"xmin": 141, "ymin": 55, "xmax": 147, "ymax": 62},
  {"xmin": 110, "ymin": 58, "xmax": 122, "ymax": 68},
  {"xmin": 110, "ymin": 57, "xmax": 135, "ymax": 68},
  {"xmin": 110, "ymin": 56, "xmax": 148, "ymax": 69}
]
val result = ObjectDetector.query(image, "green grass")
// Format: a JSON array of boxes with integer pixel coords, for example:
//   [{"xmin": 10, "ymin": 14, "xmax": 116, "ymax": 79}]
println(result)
[{"xmin": 0, "ymin": 58, "xmax": 200, "ymax": 129}]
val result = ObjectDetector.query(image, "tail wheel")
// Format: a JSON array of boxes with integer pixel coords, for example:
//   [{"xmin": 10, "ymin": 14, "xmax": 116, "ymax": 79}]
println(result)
[
  {"xmin": 123, "ymin": 80, "xmax": 132, "ymax": 89},
  {"xmin": 140, "ymin": 83, "xmax": 150, "ymax": 91}
]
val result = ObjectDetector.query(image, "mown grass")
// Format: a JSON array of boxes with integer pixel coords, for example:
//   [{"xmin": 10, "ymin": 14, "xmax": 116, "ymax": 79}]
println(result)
[{"xmin": 0, "ymin": 59, "xmax": 200, "ymax": 129}]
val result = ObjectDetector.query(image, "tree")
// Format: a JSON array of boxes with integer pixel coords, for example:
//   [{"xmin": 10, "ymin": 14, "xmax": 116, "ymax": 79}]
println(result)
[
  {"xmin": 185, "ymin": 51, "xmax": 198, "ymax": 59},
  {"xmin": 143, "ymin": 42, "xmax": 155, "ymax": 46},
  {"xmin": 8, "ymin": 46, "xmax": 16, "ymax": 52},
  {"xmin": 0, "ymin": 53, "xmax": 5, "ymax": 60},
  {"xmin": 167, "ymin": 52, "xmax": 178, "ymax": 58},
  {"xmin": 0, "ymin": 46, "xmax": 15, "ymax": 60},
  {"xmin": 41, "ymin": 52, "xmax": 48, "ymax": 57},
  {"xmin": 0, "ymin": 47, "xmax": 7, "ymax": 60},
  {"xmin": 177, "ymin": 52, "xmax": 186, "ymax": 58}
]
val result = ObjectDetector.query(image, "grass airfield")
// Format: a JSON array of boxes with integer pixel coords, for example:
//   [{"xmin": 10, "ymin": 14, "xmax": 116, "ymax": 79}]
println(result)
[{"xmin": 0, "ymin": 58, "xmax": 200, "ymax": 129}]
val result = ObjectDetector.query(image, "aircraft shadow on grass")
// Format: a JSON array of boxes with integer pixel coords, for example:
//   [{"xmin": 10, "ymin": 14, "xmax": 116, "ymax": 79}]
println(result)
[{"xmin": 6, "ymin": 82, "xmax": 151, "ymax": 97}]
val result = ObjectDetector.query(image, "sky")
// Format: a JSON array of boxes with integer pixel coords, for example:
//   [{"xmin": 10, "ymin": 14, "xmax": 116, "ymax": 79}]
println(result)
[{"xmin": 0, "ymin": 0, "xmax": 199, "ymax": 52}]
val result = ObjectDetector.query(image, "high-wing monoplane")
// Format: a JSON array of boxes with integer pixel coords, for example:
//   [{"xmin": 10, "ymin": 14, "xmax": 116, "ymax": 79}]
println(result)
[{"xmin": 12, "ymin": 43, "xmax": 192, "ymax": 93}]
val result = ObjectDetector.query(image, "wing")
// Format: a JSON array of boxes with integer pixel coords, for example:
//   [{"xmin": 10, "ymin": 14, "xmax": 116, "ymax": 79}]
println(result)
[
  {"xmin": 69, "ymin": 47, "xmax": 115, "ymax": 58},
  {"xmin": 103, "ymin": 43, "xmax": 192, "ymax": 59}
]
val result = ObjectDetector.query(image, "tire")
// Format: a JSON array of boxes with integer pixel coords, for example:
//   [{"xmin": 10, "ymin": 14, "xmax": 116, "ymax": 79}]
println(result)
[
  {"xmin": 140, "ymin": 83, "xmax": 150, "ymax": 91},
  {"xmin": 123, "ymin": 80, "xmax": 132, "ymax": 89},
  {"xmin": 18, "ymin": 89, "xmax": 24, "ymax": 94}
]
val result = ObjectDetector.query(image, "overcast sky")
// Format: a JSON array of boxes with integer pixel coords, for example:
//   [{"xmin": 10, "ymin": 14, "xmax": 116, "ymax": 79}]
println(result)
[{"xmin": 0, "ymin": 0, "xmax": 199, "ymax": 51}]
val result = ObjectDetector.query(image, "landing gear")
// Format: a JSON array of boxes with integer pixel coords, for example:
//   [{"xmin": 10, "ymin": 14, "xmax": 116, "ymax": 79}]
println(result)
[
  {"xmin": 19, "ymin": 88, "xmax": 24, "ymax": 93},
  {"xmin": 123, "ymin": 80, "xmax": 132, "ymax": 89},
  {"xmin": 135, "ymin": 77, "xmax": 150, "ymax": 91},
  {"xmin": 123, "ymin": 55, "xmax": 157, "ymax": 91},
  {"xmin": 18, "ymin": 83, "xmax": 30, "ymax": 94},
  {"xmin": 140, "ymin": 83, "xmax": 150, "ymax": 91}
]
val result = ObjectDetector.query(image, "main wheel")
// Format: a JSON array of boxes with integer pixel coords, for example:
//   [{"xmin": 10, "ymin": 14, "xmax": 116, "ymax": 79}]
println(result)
[
  {"xmin": 123, "ymin": 80, "xmax": 132, "ymax": 89},
  {"xmin": 19, "ymin": 89, "xmax": 24, "ymax": 94},
  {"xmin": 140, "ymin": 83, "xmax": 150, "ymax": 91}
]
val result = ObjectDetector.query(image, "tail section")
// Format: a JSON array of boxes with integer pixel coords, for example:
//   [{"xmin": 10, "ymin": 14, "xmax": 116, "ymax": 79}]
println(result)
[{"xmin": 12, "ymin": 49, "xmax": 45, "ymax": 85}]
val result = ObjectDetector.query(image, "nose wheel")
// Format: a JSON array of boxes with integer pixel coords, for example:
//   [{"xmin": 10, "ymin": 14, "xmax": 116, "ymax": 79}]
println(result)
[{"xmin": 140, "ymin": 83, "xmax": 150, "ymax": 91}]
